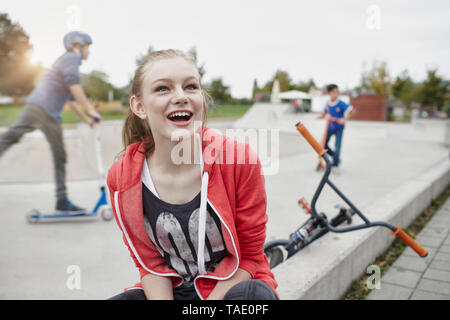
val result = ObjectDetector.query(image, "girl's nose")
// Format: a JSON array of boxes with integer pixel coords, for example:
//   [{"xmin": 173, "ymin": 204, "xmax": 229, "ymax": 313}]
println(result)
[{"xmin": 173, "ymin": 88, "xmax": 188, "ymax": 105}]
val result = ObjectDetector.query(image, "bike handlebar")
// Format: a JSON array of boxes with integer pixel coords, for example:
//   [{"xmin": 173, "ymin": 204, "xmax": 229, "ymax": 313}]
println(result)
[
  {"xmin": 391, "ymin": 224, "xmax": 428, "ymax": 257},
  {"xmin": 295, "ymin": 122, "xmax": 327, "ymax": 156}
]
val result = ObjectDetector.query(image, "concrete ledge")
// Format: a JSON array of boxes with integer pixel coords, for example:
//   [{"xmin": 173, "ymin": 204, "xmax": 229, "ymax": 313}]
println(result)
[{"xmin": 272, "ymin": 159, "xmax": 450, "ymax": 300}]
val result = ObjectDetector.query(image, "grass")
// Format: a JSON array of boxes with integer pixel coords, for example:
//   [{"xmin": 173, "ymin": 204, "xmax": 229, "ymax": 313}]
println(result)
[
  {"xmin": 0, "ymin": 103, "xmax": 251, "ymax": 126},
  {"xmin": 207, "ymin": 104, "xmax": 251, "ymax": 120},
  {"xmin": 343, "ymin": 185, "xmax": 450, "ymax": 300}
]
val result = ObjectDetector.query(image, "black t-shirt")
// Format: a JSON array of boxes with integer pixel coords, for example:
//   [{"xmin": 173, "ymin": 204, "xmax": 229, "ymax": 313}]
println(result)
[{"xmin": 142, "ymin": 183, "xmax": 229, "ymax": 284}]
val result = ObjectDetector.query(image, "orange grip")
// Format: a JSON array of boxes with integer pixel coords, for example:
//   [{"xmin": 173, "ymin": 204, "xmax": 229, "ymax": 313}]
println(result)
[
  {"xmin": 390, "ymin": 224, "xmax": 428, "ymax": 257},
  {"xmin": 296, "ymin": 123, "xmax": 327, "ymax": 156}
]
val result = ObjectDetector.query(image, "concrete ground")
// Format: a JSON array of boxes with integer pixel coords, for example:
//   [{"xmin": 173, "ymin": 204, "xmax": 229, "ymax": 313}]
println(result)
[
  {"xmin": 367, "ymin": 197, "xmax": 450, "ymax": 300},
  {"xmin": 0, "ymin": 105, "xmax": 448, "ymax": 299}
]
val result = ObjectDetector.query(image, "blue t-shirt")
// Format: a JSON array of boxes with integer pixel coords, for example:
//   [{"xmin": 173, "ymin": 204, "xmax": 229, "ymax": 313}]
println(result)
[
  {"xmin": 27, "ymin": 51, "xmax": 82, "ymax": 123},
  {"xmin": 324, "ymin": 100, "xmax": 350, "ymax": 131}
]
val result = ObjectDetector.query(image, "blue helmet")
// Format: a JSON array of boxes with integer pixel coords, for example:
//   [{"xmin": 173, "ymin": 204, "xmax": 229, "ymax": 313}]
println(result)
[{"xmin": 63, "ymin": 31, "xmax": 93, "ymax": 51}]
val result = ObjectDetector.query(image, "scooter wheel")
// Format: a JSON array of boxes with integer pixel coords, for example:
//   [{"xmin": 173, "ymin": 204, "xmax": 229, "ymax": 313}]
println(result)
[
  {"xmin": 26, "ymin": 210, "xmax": 41, "ymax": 224},
  {"xmin": 100, "ymin": 207, "xmax": 114, "ymax": 221}
]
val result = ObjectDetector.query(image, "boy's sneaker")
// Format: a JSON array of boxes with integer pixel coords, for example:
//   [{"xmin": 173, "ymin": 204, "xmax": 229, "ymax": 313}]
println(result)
[{"xmin": 56, "ymin": 198, "xmax": 86, "ymax": 213}]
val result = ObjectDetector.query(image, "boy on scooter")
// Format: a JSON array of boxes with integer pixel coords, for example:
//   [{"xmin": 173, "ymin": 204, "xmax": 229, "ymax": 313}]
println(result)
[{"xmin": 0, "ymin": 31, "xmax": 102, "ymax": 213}]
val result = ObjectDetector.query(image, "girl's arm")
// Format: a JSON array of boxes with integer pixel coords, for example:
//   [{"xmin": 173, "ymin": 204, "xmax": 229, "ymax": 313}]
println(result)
[
  {"xmin": 206, "ymin": 142, "xmax": 270, "ymax": 300},
  {"xmin": 206, "ymin": 268, "xmax": 251, "ymax": 300},
  {"xmin": 141, "ymin": 273, "xmax": 174, "ymax": 300},
  {"xmin": 107, "ymin": 165, "xmax": 177, "ymax": 300}
]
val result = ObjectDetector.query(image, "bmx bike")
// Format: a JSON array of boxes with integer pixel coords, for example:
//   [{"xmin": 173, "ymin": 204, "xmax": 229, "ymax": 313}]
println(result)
[{"xmin": 264, "ymin": 122, "xmax": 428, "ymax": 269}]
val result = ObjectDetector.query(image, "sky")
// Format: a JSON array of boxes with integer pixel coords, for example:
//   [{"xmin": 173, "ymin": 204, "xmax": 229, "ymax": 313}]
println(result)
[{"xmin": 2, "ymin": 0, "xmax": 450, "ymax": 98}]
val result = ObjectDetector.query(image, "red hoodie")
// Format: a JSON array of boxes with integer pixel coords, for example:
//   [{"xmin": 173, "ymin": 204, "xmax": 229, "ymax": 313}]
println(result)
[{"xmin": 107, "ymin": 126, "xmax": 278, "ymax": 300}]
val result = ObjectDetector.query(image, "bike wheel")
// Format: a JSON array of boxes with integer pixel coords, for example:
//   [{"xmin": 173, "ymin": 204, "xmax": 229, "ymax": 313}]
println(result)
[{"xmin": 265, "ymin": 246, "xmax": 284, "ymax": 269}]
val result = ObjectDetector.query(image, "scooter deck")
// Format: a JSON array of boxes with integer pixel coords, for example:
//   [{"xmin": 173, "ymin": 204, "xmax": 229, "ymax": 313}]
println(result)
[{"xmin": 27, "ymin": 210, "xmax": 98, "ymax": 223}]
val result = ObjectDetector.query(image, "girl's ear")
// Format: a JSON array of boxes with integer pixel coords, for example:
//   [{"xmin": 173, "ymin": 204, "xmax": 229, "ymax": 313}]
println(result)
[{"xmin": 130, "ymin": 95, "xmax": 147, "ymax": 120}]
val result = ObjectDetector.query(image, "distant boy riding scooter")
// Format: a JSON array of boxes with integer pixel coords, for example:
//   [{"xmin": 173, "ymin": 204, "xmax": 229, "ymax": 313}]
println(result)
[{"xmin": 0, "ymin": 31, "xmax": 102, "ymax": 213}]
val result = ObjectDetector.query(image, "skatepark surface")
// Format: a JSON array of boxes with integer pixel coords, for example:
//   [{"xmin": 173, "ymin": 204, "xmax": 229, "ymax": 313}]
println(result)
[{"xmin": 0, "ymin": 103, "xmax": 448, "ymax": 299}]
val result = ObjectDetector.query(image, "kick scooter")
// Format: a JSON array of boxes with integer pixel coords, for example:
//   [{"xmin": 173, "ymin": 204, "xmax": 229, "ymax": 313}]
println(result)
[{"xmin": 26, "ymin": 120, "xmax": 113, "ymax": 223}]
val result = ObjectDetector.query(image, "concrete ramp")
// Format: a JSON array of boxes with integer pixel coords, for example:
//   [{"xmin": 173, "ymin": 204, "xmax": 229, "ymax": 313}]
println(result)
[{"xmin": 234, "ymin": 103, "xmax": 293, "ymax": 129}]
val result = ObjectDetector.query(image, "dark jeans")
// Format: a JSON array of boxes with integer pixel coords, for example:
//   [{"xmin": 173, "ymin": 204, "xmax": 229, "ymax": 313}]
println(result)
[
  {"xmin": 325, "ymin": 127, "xmax": 344, "ymax": 167},
  {"xmin": 0, "ymin": 104, "xmax": 67, "ymax": 200},
  {"xmin": 108, "ymin": 279, "xmax": 278, "ymax": 300}
]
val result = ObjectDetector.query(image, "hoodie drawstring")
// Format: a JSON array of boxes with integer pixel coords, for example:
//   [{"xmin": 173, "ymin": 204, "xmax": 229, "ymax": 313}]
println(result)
[
  {"xmin": 196, "ymin": 132, "xmax": 208, "ymax": 275},
  {"xmin": 197, "ymin": 170, "xmax": 209, "ymax": 275}
]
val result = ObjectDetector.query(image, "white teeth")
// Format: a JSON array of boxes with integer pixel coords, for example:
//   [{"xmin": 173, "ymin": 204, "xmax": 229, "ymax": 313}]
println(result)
[{"xmin": 168, "ymin": 111, "xmax": 192, "ymax": 118}]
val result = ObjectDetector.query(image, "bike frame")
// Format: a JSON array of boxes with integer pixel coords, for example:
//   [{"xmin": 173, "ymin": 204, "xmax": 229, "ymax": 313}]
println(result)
[{"xmin": 312, "ymin": 152, "xmax": 396, "ymax": 233}]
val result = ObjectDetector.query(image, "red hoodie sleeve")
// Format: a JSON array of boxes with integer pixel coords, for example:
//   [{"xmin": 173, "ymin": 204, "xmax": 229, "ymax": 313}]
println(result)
[{"xmin": 234, "ymin": 143, "xmax": 268, "ymax": 277}]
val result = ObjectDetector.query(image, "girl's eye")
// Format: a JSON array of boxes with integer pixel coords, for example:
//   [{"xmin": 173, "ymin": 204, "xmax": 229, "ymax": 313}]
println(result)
[
  {"xmin": 186, "ymin": 84, "xmax": 198, "ymax": 90},
  {"xmin": 156, "ymin": 86, "xmax": 169, "ymax": 92}
]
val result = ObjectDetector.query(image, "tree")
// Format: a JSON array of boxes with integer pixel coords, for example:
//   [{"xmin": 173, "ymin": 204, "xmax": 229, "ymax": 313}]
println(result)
[
  {"xmin": 0, "ymin": 13, "xmax": 42, "ymax": 97},
  {"xmin": 82, "ymin": 70, "xmax": 113, "ymax": 102},
  {"xmin": 259, "ymin": 70, "xmax": 293, "ymax": 95},
  {"xmin": 416, "ymin": 69, "xmax": 447, "ymax": 111},
  {"xmin": 390, "ymin": 70, "xmax": 416, "ymax": 108},
  {"xmin": 252, "ymin": 78, "xmax": 258, "ymax": 101},
  {"xmin": 364, "ymin": 61, "xmax": 391, "ymax": 98},
  {"xmin": 188, "ymin": 46, "xmax": 206, "ymax": 80},
  {"xmin": 205, "ymin": 77, "xmax": 232, "ymax": 104},
  {"xmin": 293, "ymin": 78, "xmax": 316, "ymax": 93}
]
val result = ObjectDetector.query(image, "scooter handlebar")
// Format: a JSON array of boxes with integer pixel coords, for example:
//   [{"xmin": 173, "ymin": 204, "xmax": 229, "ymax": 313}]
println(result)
[
  {"xmin": 295, "ymin": 122, "xmax": 327, "ymax": 156},
  {"xmin": 391, "ymin": 224, "xmax": 428, "ymax": 257}
]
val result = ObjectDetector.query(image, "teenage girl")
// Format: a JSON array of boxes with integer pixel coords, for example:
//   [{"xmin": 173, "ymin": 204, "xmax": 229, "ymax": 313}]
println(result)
[{"xmin": 107, "ymin": 49, "xmax": 278, "ymax": 300}]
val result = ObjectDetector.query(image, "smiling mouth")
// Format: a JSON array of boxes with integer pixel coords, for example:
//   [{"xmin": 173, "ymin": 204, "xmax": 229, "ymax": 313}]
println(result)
[{"xmin": 167, "ymin": 111, "xmax": 193, "ymax": 122}]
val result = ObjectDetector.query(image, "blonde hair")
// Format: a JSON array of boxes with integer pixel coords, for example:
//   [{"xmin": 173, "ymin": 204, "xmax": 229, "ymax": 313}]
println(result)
[{"xmin": 122, "ymin": 49, "xmax": 208, "ymax": 157}]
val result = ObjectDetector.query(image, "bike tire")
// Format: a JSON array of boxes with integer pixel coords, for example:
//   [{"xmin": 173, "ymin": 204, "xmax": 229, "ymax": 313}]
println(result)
[{"xmin": 265, "ymin": 246, "xmax": 284, "ymax": 269}]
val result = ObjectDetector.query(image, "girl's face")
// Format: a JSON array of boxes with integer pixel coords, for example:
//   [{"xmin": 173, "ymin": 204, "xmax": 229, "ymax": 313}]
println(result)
[{"xmin": 132, "ymin": 57, "xmax": 204, "ymax": 141}]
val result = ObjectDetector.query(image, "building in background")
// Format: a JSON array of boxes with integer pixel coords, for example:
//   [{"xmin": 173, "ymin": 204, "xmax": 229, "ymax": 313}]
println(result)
[{"xmin": 349, "ymin": 94, "xmax": 387, "ymax": 121}]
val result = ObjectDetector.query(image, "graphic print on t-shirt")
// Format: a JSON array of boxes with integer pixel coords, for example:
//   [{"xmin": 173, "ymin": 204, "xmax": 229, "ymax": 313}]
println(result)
[{"xmin": 142, "ymin": 185, "xmax": 229, "ymax": 283}]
